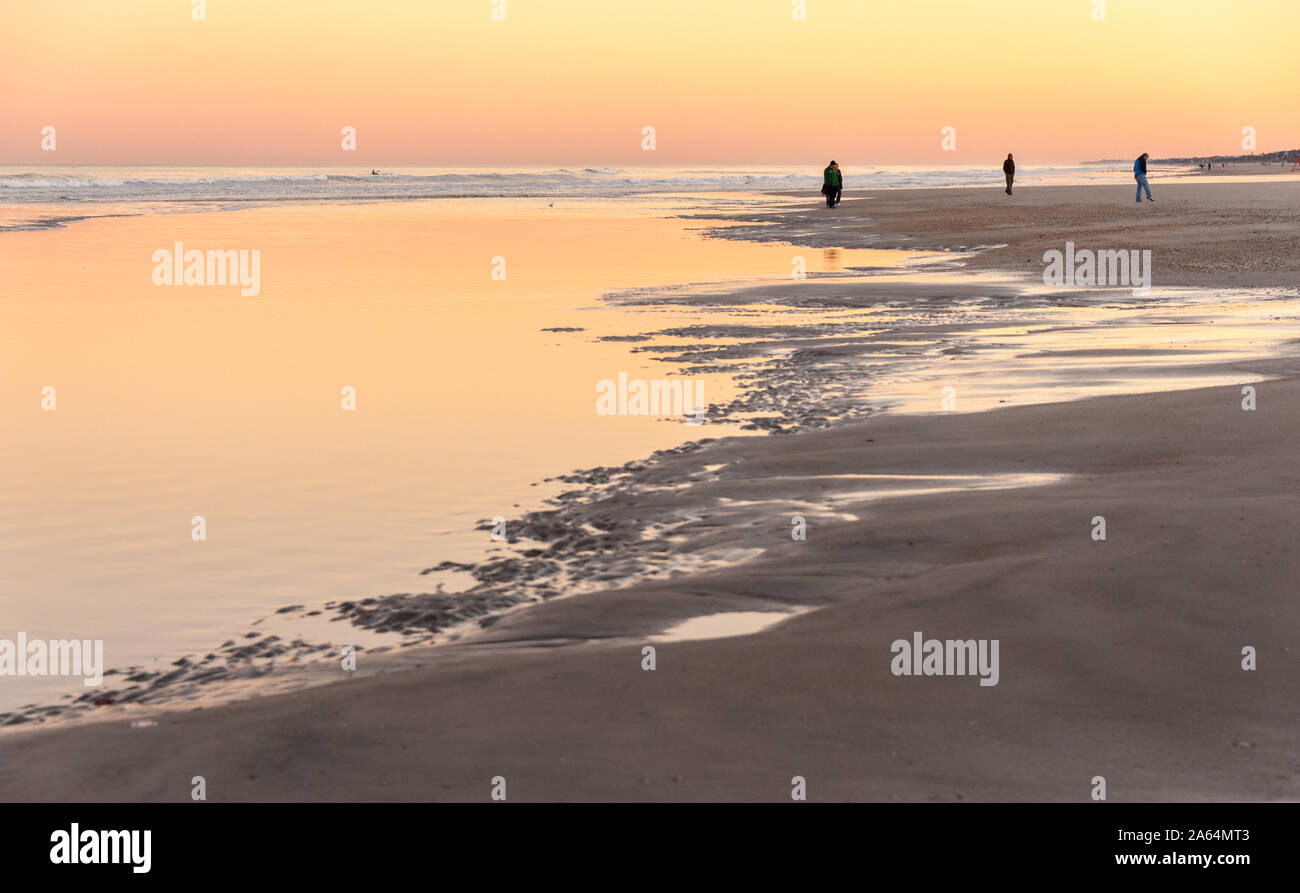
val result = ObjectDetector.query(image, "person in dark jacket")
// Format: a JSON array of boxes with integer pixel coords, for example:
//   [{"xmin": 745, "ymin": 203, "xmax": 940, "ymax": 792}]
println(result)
[
  {"xmin": 1134, "ymin": 153, "xmax": 1153, "ymax": 202},
  {"xmin": 822, "ymin": 161, "xmax": 837, "ymax": 208},
  {"xmin": 1002, "ymin": 154, "xmax": 1015, "ymax": 195},
  {"xmin": 831, "ymin": 162, "xmax": 842, "ymax": 206}
]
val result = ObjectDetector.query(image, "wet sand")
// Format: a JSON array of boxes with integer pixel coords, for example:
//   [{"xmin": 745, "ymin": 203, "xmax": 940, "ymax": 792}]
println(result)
[
  {"xmin": 4, "ymin": 179, "xmax": 1299, "ymax": 801},
  {"xmin": 738, "ymin": 176, "xmax": 1300, "ymax": 288}
]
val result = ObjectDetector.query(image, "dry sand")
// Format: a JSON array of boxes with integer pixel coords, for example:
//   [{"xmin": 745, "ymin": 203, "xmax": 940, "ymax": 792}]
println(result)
[{"xmin": 4, "ymin": 178, "xmax": 1298, "ymax": 801}]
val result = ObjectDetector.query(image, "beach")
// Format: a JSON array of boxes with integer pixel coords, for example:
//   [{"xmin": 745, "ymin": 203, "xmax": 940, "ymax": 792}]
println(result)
[
  {"xmin": 3, "ymin": 175, "xmax": 1298, "ymax": 801},
  {"xmin": 746, "ymin": 175, "xmax": 1300, "ymax": 288},
  {"xmin": 5, "ymin": 377, "xmax": 1298, "ymax": 801}
]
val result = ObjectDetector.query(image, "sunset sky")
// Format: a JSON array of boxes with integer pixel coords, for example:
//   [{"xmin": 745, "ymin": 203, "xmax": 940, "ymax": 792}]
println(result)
[{"xmin": 2, "ymin": 0, "xmax": 1296, "ymax": 165}]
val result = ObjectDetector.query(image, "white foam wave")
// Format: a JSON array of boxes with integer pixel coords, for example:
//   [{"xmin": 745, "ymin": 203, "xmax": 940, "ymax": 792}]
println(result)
[{"xmin": 0, "ymin": 164, "xmax": 1123, "ymax": 209}]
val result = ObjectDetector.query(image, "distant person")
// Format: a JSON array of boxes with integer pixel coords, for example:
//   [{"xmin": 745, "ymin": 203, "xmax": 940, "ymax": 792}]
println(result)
[
  {"xmin": 1134, "ymin": 152, "xmax": 1153, "ymax": 202},
  {"xmin": 1003, "ymin": 153, "xmax": 1015, "ymax": 195},
  {"xmin": 822, "ymin": 161, "xmax": 842, "ymax": 207}
]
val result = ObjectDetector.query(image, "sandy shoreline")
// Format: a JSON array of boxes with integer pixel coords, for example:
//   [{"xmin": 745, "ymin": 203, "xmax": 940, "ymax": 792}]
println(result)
[
  {"xmin": 4, "ymin": 178, "xmax": 1299, "ymax": 801},
  {"xmin": 726, "ymin": 176, "xmax": 1300, "ymax": 288}
]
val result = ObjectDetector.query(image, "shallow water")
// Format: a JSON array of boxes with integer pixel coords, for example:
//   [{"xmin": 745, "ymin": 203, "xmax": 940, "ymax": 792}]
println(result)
[
  {"xmin": 604, "ymin": 271, "xmax": 1300, "ymax": 423},
  {"xmin": 651, "ymin": 608, "xmax": 813, "ymax": 643},
  {"xmin": 0, "ymin": 194, "xmax": 900, "ymax": 714}
]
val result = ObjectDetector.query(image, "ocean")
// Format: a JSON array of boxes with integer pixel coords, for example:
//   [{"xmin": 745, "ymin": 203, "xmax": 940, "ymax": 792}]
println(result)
[{"xmin": 0, "ymin": 163, "xmax": 1142, "ymax": 230}]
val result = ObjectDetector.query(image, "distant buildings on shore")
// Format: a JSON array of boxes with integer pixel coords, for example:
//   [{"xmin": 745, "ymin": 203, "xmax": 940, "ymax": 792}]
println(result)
[{"xmin": 1081, "ymin": 149, "xmax": 1298, "ymax": 165}]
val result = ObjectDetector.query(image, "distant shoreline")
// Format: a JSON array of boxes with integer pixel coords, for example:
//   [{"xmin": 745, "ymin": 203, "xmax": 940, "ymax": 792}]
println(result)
[{"xmin": 1087, "ymin": 151, "xmax": 1298, "ymax": 165}]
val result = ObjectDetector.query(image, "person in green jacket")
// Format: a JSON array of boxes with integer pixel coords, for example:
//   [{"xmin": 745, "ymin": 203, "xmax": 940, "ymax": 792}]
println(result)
[{"xmin": 822, "ymin": 161, "xmax": 842, "ymax": 207}]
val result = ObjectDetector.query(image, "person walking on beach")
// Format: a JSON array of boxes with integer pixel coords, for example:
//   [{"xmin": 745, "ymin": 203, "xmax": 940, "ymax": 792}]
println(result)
[
  {"xmin": 1003, "ymin": 153, "xmax": 1015, "ymax": 195},
  {"xmin": 822, "ymin": 161, "xmax": 842, "ymax": 208},
  {"xmin": 1134, "ymin": 152, "xmax": 1154, "ymax": 202}
]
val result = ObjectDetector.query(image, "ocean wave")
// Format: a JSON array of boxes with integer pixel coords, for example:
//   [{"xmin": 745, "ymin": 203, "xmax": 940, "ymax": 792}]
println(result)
[
  {"xmin": 0, "ymin": 168, "xmax": 820, "ymax": 200},
  {"xmin": 0, "ymin": 175, "xmax": 128, "ymax": 189},
  {"xmin": 0, "ymin": 165, "xmax": 1118, "ymax": 210},
  {"xmin": 0, "ymin": 172, "xmax": 332, "ymax": 189}
]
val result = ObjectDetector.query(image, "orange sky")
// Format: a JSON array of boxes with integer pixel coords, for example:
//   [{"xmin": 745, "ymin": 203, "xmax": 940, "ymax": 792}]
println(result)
[{"xmin": 2, "ymin": 0, "xmax": 1296, "ymax": 164}]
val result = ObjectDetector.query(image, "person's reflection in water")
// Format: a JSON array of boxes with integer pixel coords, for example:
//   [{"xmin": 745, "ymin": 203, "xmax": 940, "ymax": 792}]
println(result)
[{"xmin": 822, "ymin": 248, "xmax": 843, "ymax": 273}]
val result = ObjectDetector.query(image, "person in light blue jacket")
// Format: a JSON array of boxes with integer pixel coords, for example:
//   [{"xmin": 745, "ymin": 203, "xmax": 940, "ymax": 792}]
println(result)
[{"xmin": 1134, "ymin": 153, "xmax": 1153, "ymax": 203}]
